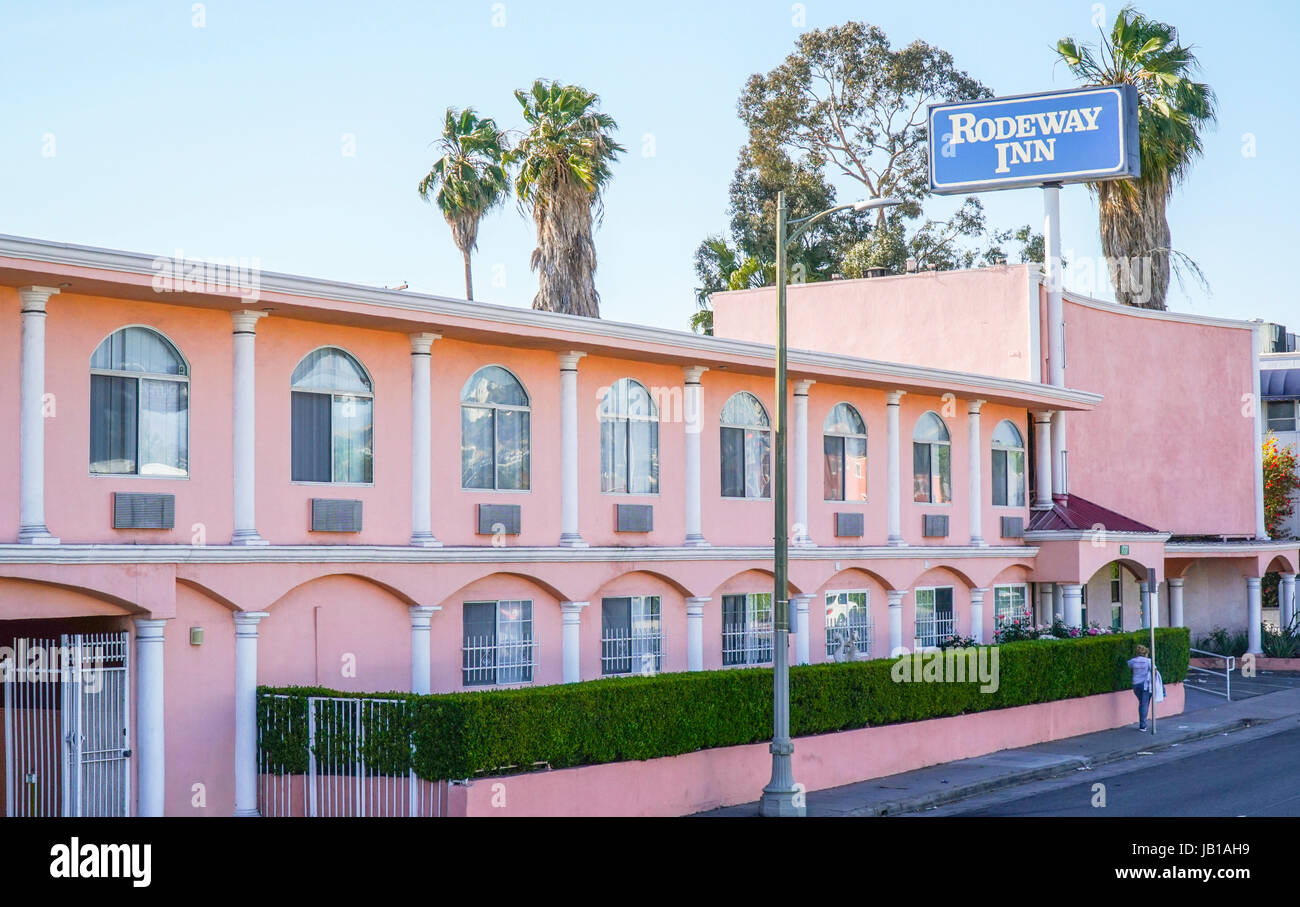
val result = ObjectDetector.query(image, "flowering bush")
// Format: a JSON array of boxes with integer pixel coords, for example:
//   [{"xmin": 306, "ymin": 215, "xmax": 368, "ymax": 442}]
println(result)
[
  {"xmin": 993, "ymin": 619, "xmax": 1053, "ymax": 643},
  {"xmin": 994, "ymin": 619, "xmax": 1115, "ymax": 643},
  {"xmin": 1263, "ymin": 434, "xmax": 1300, "ymax": 539},
  {"xmin": 938, "ymin": 633, "xmax": 977, "ymax": 650}
]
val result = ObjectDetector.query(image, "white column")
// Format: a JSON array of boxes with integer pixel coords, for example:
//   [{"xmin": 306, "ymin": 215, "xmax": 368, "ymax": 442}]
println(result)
[
  {"xmin": 792, "ymin": 380, "xmax": 815, "ymax": 546},
  {"xmin": 888, "ymin": 590, "xmax": 905, "ymax": 655},
  {"xmin": 886, "ymin": 391, "xmax": 906, "ymax": 546},
  {"xmin": 1062, "ymin": 583, "xmax": 1083, "ymax": 629},
  {"xmin": 233, "ymin": 610, "xmax": 270, "ymax": 816},
  {"xmin": 1037, "ymin": 582, "xmax": 1055, "ymax": 625},
  {"xmin": 560, "ymin": 601, "xmax": 588, "ymax": 682},
  {"xmin": 558, "ymin": 352, "xmax": 587, "ymax": 547},
  {"xmin": 1281, "ymin": 573, "xmax": 1297, "ymax": 630},
  {"xmin": 1140, "ymin": 583, "xmax": 1151, "ymax": 629},
  {"xmin": 683, "ymin": 366, "xmax": 709, "ymax": 547},
  {"xmin": 1052, "ymin": 411, "xmax": 1068, "ymax": 497},
  {"xmin": 967, "ymin": 399, "xmax": 985, "ymax": 546},
  {"xmin": 1032, "ymin": 411, "xmax": 1054, "ymax": 508},
  {"xmin": 1168, "ymin": 577, "xmax": 1185, "ymax": 628},
  {"xmin": 1052, "ymin": 583, "xmax": 1064, "ymax": 623},
  {"xmin": 793, "ymin": 593, "xmax": 813, "ymax": 664},
  {"xmin": 17, "ymin": 286, "xmax": 59, "ymax": 544},
  {"xmin": 134, "ymin": 618, "xmax": 167, "ymax": 816},
  {"xmin": 685, "ymin": 597, "xmax": 709, "ymax": 670},
  {"xmin": 970, "ymin": 588, "xmax": 987, "ymax": 644},
  {"xmin": 1247, "ymin": 577, "xmax": 1263, "ymax": 655},
  {"xmin": 409, "ymin": 333, "xmax": 442, "ymax": 547},
  {"xmin": 231, "ymin": 310, "xmax": 268, "ymax": 545},
  {"xmin": 409, "ymin": 605, "xmax": 439, "ymax": 694}
]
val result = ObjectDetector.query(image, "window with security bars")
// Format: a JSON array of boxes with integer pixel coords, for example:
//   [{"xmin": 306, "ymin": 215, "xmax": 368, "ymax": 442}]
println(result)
[
  {"xmin": 462, "ymin": 600, "xmax": 534, "ymax": 686},
  {"xmin": 993, "ymin": 584, "xmax": 1031, "ymax": 626},
  {"xmin": 601, "ymin": 596, "xmax": 663, "ymax": 675},
  {"xmin": 914, "ymin": 586, "xmax": 954, "ymax": 649},
  {"xmin": 825, "ymin": 590, "xmax": 871, "ymax": 659},
  {"xmin": 722, "ymin": 593, "xmax": 773, "ymax": 665}
]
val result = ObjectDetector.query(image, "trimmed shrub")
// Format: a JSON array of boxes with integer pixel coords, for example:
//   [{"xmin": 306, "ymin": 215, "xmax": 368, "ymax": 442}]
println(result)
[{"xmin": 259, "ymin": 628, "xmax": 1188, "ymax": 781}]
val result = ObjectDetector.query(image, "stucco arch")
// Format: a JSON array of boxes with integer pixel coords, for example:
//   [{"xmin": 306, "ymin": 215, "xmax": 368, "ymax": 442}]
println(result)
[
  {"xmin": 815, "ymin": 566, "xmax": 895, "ymax": 594},
  {"xmin": 0, "ymin": 576, "xmax": 142, "ymax": 619},
  {"xmin": 265, "ymin": 571, "xmax": 421, "ymax": 613},
  {"xmin": 1266, "ymin": 552, "xmax": 1298, "ymax": 575},
  {"xmin": 708, "ymin": 567, "xmax": 803, "ymax": 600},
  {"xmin": 584, "ymin": 569, "xmax": 696, "ymax": 603},
  {"xmin": 437, "ymin": 570, "xmax": 570, "ymax": 609}
]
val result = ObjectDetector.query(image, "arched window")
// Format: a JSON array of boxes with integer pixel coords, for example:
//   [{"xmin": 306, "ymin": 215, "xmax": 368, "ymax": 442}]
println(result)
[
  {"xmin": 823, "ymin": 402, "xmax": 867, "ymax": 502},
  {"xmin": 599, "ymin": 378, "xmax": 659, "ymax": 494},
  {"xmin": 461, "ymin": 366, "xmax": 530, "ymax": 490},
  {"xmin": 991, "ymin": 419, "xmax": 1026, "ymax": 507},
  {"xmin": 291, "ymin": 348, "xmax": 373, "ymax": 484},
  {"xmin": 90, "ymin": 326, "xmax": 189, "ymax": 476},
  {"xmin": 912, "ymin": 411, "xmax": 951, "ymax": 503},
  {"xmin": 720, "ymin": 392, "xmax": 771, "ymax": 499}
]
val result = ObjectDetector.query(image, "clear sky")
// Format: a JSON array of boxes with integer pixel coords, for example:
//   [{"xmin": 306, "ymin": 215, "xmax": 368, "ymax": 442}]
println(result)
[{"xmin": 2, "ymin": 0, "xmax": 1295, "ymax": 332}]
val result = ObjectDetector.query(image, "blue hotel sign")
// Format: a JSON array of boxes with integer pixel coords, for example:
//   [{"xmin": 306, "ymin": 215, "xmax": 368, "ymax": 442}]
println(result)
[{"xmin": 928, "ymin": 85, "xmax": 1139, "ymax": 194}]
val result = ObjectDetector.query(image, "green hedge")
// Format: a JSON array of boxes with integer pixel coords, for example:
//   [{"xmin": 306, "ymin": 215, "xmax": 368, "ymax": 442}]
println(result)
[{"xmin": 258, "ymin": 628, "xmax": 1188, "ymax": 781}]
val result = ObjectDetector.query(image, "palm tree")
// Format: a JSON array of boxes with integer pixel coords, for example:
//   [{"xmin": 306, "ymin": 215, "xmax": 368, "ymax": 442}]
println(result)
[
  {"xmin": 418, "ymin": 107, "xmax": 510, "ymax": 301},
  {"xmin": 691, "ymin": 236, "xmax": 774, "ymax": 334},
  {"xmin": 1057, "ymin": 6, "xmax": 1216, "ymax": 310},
  {"xmin": 509, "ymin": 80, "xmax": 624, "ymax": 318}
]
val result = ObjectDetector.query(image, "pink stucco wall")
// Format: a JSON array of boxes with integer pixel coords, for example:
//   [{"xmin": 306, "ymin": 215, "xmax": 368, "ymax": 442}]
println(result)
[
  {"xmin": 710, "ymin": 265, "xmax": 1037, "ymax": 381},
  {"xmin": 1054, "ymin": 293, "xmax": 1258, "ymax": 535},
  {"xmin": 455, "ymin": 683, "xmax": 1185, "ymax": 817}
]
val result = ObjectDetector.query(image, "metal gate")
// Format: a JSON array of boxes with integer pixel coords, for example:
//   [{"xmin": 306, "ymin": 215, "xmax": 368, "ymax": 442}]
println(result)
[
  {"xmin": 259, "ymin": 694, "xmax": 445, "ymax": 817},
  {"xmin": 4, "ymin": 632, "xmax": 131, "ymax": 817}
]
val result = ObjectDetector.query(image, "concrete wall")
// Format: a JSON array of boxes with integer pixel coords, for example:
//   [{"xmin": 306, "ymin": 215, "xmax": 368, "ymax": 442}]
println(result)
[{"xmin": 455, "ymin": 683, "xmax": 1186, "ymax": 817}]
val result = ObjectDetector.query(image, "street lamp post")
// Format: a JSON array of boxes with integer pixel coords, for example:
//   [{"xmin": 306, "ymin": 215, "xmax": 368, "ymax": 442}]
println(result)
[{"xmin": 759, "ymin": 190, "xmax": 900, "ymax": 817}]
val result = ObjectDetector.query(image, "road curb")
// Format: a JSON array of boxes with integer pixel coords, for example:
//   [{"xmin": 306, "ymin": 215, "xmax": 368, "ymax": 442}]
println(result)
[{"xmin": 845, "ymin": 718, "xmax": 1260, "ymax": 817}]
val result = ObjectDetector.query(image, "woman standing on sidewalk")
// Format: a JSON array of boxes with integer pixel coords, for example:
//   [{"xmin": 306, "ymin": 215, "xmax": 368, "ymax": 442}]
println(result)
[{"xmin": 1127, "ymin": 644, "xmax": 1153, "ymax": 730}]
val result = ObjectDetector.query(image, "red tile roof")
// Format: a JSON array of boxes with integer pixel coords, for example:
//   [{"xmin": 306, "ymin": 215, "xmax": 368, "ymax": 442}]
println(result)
[{"xmin": 1027, "ymin": 495, "xmax": 1160, "ymax": 534}]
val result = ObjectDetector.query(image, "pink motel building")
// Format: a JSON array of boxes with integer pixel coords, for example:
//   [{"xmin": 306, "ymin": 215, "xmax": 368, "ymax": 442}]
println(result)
[{"xmin": 0, "ymin": 233, "xmax": 1296, "ymax": 817}]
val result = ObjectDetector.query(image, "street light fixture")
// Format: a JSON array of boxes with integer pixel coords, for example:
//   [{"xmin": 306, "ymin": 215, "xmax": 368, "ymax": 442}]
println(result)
[{"xmin": 759, "ymin": 191, "xmax": 902, "ymax": 818}]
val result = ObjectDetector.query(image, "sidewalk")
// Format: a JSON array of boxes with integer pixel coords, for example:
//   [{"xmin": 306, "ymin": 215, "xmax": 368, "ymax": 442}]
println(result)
[{"xmin": 700, "ymin": 685, "xmax": 1300, "ymax": 817}]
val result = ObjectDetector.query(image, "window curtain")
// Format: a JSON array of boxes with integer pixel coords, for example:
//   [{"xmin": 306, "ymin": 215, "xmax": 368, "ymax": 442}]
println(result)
[
  {"xmin": 628, "ymin": 419, "xmax": 657, "ymax": 494},
  {"xmin": 291, "ymin": 391, "xmax": 332, "ymax": 482},
  {"xmin": 462, "ymin": 602, "xmax": 497, "ymax": 685},
  {"xmin": 138, "ymin": 379, "xmax": 189, "ymax": 476},
  {"xmin": 89, "ymin": 375, "xmax": 138, "ymax": 474},
  {"xmin": 912, "ymin": 442, "xmax": 931, "ymax": 502},
  {"xmin": 602, "ymin": 597, "xmax": 632, "ymax": 674},
  {"xmin": 824, "ymin": 435, "xmax": 844, "ymax": 501},
  {"xmin": 722, "ymin": 594, "xmax": 745, "ymax": 665},
  {"xmin": 720, "ymin": 427, "xmax": 744, "ymax": 498},
  {"xmin": 992, "ymin": 448, "xmax": 1008, "ymax": 506}
]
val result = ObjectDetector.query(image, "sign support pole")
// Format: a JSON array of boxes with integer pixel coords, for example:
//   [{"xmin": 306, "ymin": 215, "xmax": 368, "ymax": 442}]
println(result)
[{"xmin": 1043, "ymin": 183, "xmax": 1068, "ymax": 496}]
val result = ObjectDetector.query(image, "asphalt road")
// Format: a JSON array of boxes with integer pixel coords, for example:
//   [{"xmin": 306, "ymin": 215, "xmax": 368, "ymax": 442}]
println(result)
[{"xmin": 932, "ymin": 724, "xmax": 1300, "ymax": 817}]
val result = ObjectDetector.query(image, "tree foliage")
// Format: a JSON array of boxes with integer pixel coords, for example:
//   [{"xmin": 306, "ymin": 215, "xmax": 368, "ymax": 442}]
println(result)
[
  {"xmin": 418, "ymin": 108, "xmax": 510, "ymax": 301},
  {"xmin": 509, "ymin": 80, "xmax": 624, "ymax": 318},
  {"xmin": 1263, "ymin": 434, "xmax": 1300, "ymax": 539},
  {"xmin": 693, "ymin": 22, "xmax": 1042, "ymax": 330}
]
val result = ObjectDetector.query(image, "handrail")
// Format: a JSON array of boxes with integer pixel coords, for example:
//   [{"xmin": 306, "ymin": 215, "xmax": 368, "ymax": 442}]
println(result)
[{"xmin": 1187, "ymin": 647, "xmax": 1235, "ymax": 701}]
